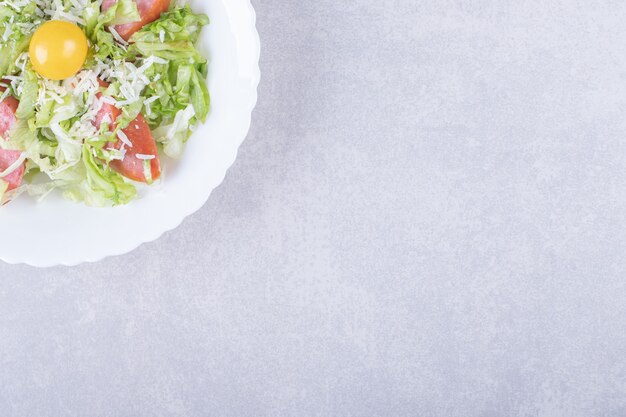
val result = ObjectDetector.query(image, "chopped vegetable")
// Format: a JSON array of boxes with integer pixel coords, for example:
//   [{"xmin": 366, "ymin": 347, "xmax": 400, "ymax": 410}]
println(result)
[{"xmin": 0, "ymin": 0, "xmax": 210, "ymax": 206}]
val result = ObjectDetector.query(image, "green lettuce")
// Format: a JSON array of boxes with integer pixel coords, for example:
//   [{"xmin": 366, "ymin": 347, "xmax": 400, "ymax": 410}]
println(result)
[
  {"xmin": 80, "ymin": 144, "xmax": 136, "ymax": 205},
  {"xmin": 0, "ymin": 2, "xmax": 38, "ymax": 75},
  {"xmin": 15, "ymin": 65, "xmax": 38, "ymax": 119},
  {"xmin": 128, "ymin": 6, "xmax": 211, "ymax": 157}
]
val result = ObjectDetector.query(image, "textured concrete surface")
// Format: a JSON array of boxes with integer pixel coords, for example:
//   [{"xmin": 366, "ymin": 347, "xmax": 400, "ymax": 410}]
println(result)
[{"xmin": 2, "ymin": 0, "xmax": 626, "ymax": 416}]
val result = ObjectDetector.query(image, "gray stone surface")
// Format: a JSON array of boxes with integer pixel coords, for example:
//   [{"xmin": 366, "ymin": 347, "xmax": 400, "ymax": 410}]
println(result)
[{"xmin": 2, "ymin": 0, "xmax": 626, "ymax": 415}]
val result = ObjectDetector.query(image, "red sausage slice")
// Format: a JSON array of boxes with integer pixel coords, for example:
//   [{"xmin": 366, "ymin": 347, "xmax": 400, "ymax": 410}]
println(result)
[
  {"xmin": 94, "ymin": 98, "xmax": 121, "ymax": 129},
  {"xmin": 0, "ymin": 95, "xmax": 18, "ymax": 136},
  {"xmin": 0, "ymin": 91, "xmax": 25, "ymax": 193},
  {"xmin": 102, "ymin": 0, "xmax": 171, "ymax": 41},
  {"xmin": 94, "ymin": 83, "xmax": 161, "ymax": 183},
  {"xmin": 109, "ymin": 114, "xmax": 160, "ymax": 183},
  {"xmin": 0, "ymin": 149, "xmax": 25, "ymax": 191}
]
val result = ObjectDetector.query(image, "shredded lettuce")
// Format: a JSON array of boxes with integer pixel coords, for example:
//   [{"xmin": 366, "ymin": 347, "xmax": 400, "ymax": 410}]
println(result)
[
  {"xmin": 0, "ymin": 1, "xmax": 38, "ymax": 75},
  {"xmin": 80, "ymin": 143, "xmax": 136, "ymax": 205},
  {"xmin": 15, "ymin": 65, "xmax": 38, "ymax": 120},
  {"xmin": 129, "ymin": 6, "xmax": 210, "ymax": 157}
]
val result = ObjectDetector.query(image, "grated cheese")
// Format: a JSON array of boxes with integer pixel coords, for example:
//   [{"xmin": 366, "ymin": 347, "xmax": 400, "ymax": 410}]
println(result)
[
  {"xmin": 0, "ymin": 152, "xmax": 25, "ymax": 178},
  {"xmin": 116, "ymin": 130, "xmax": 133, "ymax": 148},
  {"xmin": 109, "ymin": 27, "xmax": 129, "ymax": 47}
]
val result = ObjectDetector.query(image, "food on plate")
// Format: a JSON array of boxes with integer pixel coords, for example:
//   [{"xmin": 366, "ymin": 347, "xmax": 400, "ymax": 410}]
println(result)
[{"xmin": 0, "ymin": 0, "xmax": 210, "ymax": 206}]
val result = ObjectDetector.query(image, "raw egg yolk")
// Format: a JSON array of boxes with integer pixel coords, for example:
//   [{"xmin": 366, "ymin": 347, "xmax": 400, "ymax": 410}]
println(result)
[{"xmin": 29, "ymin": 21, "xmax": 89, "ymax": 81}]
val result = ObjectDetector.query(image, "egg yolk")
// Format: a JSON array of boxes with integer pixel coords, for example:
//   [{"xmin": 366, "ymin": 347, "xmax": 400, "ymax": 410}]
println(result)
[{"xmin": 29, "ymin": 21, "xmax": 89, "ymax": 81}]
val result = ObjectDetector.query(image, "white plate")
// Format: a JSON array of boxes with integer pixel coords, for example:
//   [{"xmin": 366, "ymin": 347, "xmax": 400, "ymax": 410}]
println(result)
[{"xmin": 0, "ymin": 0, "xmax": 260, "ymax": 267}]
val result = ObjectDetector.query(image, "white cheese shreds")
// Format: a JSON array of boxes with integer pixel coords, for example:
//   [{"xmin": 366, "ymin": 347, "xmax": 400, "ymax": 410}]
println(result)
[
  {"xmin": 116, "ymin": 130, "xmax": 133, "ymax": 148},
  {"xmin": 109, "ymin": 27, "xmax": 129, "ymax": 46},
  {"xmin": 0, "ymin": 152, "xmax": 25, "ymax": 178},
  {"xmin": 58, "ymin": 10, "xmax": 85, "ymax": 25},
  {"xmin": 0, "ymin": 88, "xmax": 10, "ymax": 104},
  {"xmin": 144, "ymin": 96, "xmax": 160, "ymax": 105}
]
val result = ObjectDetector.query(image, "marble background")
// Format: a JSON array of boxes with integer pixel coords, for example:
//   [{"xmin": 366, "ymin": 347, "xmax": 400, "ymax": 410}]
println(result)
[{"xmin": 1, "ymin": 0, "xmax": 626, "ymax": 415}]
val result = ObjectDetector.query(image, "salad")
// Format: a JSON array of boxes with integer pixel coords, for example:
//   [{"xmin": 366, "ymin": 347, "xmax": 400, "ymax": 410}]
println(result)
[{"xmin": 0, "ymin": 0, "xmax": 210, "ymax": 206}]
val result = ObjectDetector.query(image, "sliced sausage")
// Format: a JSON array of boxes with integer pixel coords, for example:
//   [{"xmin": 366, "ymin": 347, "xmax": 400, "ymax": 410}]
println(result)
[
  {"xmin": 0, "ymin": 95, "xmax": 18, "ymax": 138},
  {"xmin": 109, "ymin": 114, "xmax": 161, "ymax": 183},
  {"xmin": 0, "ymin": 149, "xmax": 25, "ymax": 191},
  {"xmin": 94, "ymin": 82, "xmax": 161, "ymax": 183},
  {"xmin": 0, "ymin": 90, "xmax": 25, "ymax": 193}
]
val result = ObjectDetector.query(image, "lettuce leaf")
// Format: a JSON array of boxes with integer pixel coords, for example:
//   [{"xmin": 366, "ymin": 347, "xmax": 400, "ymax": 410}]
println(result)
[
  {"xmin": 79, "ymin": 144, "xmax": 136, "ymax": 206},
  {"xmin": 15, "ymin": 66, "xmax": 38, "ymax": 119}
]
